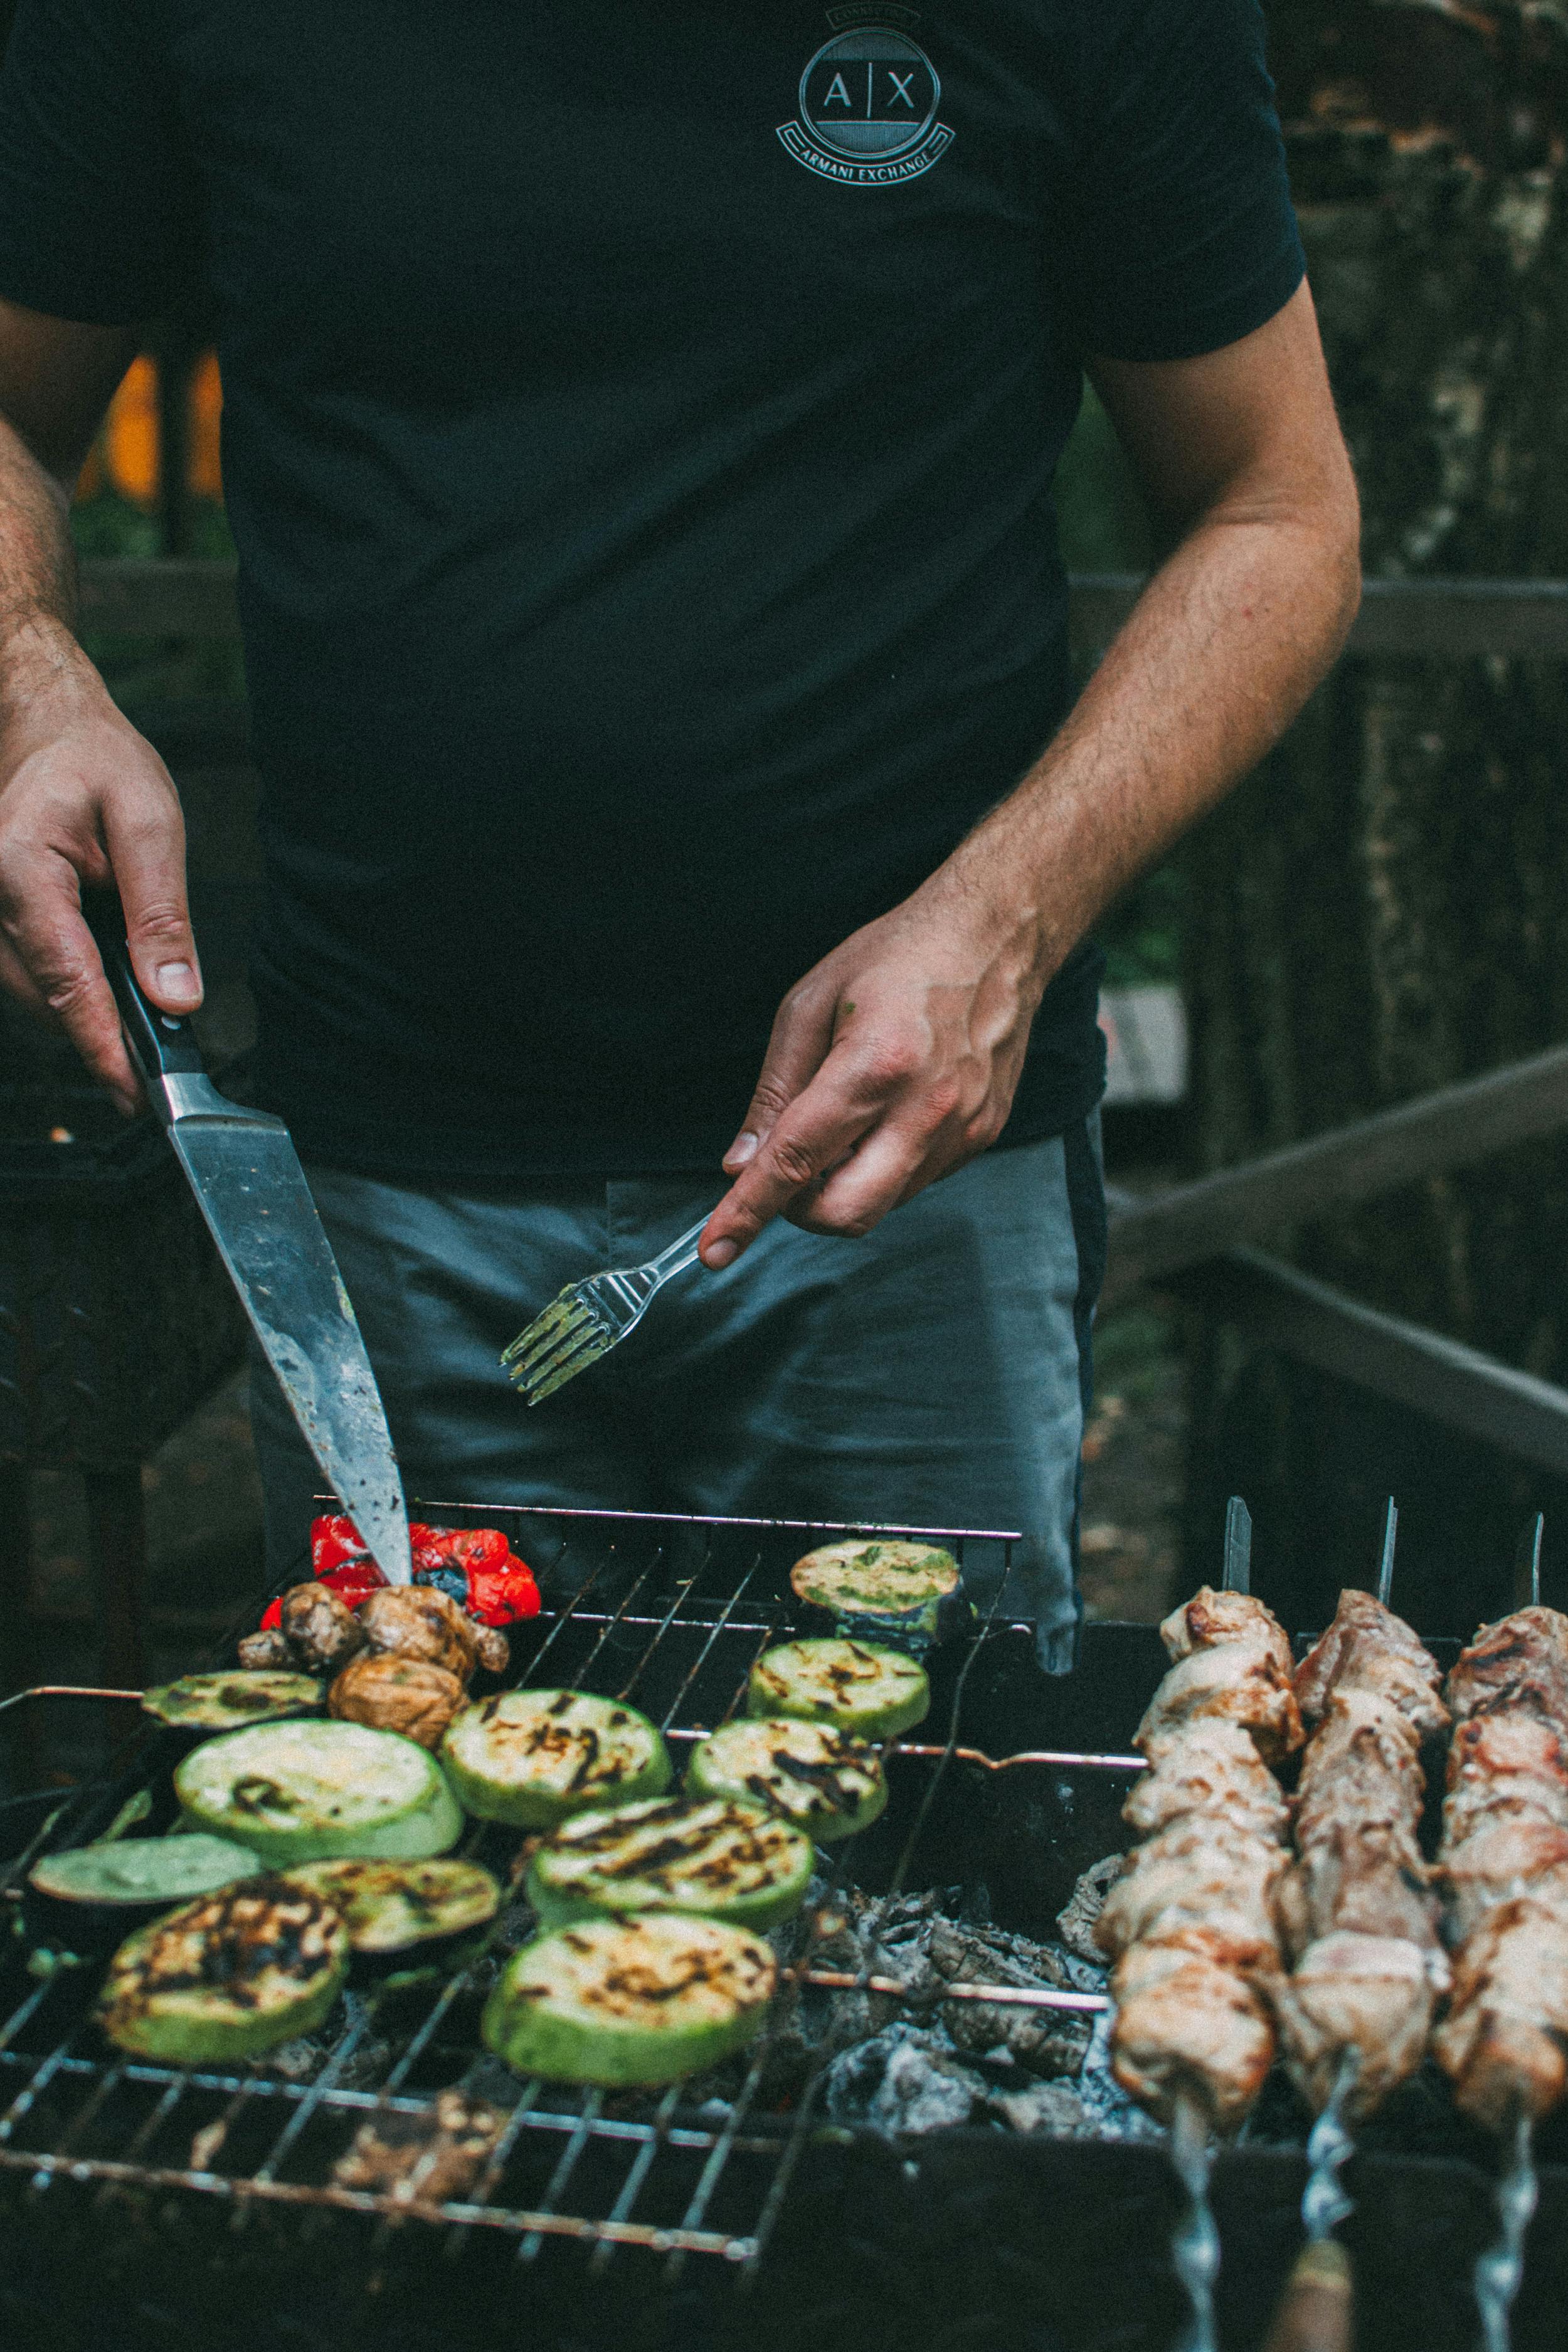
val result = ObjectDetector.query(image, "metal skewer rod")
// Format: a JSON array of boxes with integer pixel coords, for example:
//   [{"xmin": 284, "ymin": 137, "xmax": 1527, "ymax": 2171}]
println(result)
[
  {"xmin": 1473, "ymin": 2107, "xmax": 1538, "ymax": 2352},
  {"xmin": 1168, "ymin": 2085, "xmax": 1221, "ymax": 2352},
  {"xmin": 1376, "ymin": 1495, "xmax": 1398, "ymax": 1606},
  {"xmin": 1513, "ymin": 1512, "xmax": 1545, "ymax": 1611},
  {"xmin": 1222, "ymin": 1496, "xmax": 1252, "ymax": 1596}
]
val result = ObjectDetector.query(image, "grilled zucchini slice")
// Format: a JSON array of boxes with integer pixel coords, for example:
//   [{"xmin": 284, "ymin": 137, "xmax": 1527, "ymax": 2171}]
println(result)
[
  {"xmin": 747, "ymin": 1638, "xmax": 930, "ymax": 1737},
  {"xmin": 175, "ymin": 1720, "xmax": 464, "ymax": 1865},
  {"xmin": 526, "ymin": 1796, "xmax": 812, "ymax": 1932},
  {"xmin": 98, "ymin": 1878, "xmax": 349, "ymax": 2062},
  {"xmin": 141, "ymin": 1671, "xmax": 325, "ymax": 1733},
  {"xmin": 482, "ymin": 1912, "xmax": 776, "ymax": 2086},
  {"xmin": 280, "ymin": 1858, "xmax": 501, "ymax": 1954},
  {"xmin": 29, "ymin": 1834, "xmax": 262, "ymax": 1944},
  {"xmin": 686, "ymin": 1717, "xmax": 887, "ymax": 1843},
  {"xmin": 440, "ymin": 1690, "xmax": 672, "ymax": 1828},
  {"xmin": 789, "ymin": 1539, "xmax": 962, "ymax": 1650}
]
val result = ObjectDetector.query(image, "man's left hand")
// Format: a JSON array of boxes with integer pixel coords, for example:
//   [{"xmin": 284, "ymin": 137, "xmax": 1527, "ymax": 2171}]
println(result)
[{"xmin": 699, "ymin": 866, "xmax": 1045, "ymax": 1268}]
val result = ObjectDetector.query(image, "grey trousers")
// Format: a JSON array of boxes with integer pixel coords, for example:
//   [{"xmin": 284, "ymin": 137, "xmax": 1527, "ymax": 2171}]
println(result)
[{"xmin": 248, "ymin": 1122, "xmax": 1106, "ymax": 1670}]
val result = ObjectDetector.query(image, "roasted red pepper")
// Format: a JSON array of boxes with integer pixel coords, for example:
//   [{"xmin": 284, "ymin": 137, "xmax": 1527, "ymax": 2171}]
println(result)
[{"xmin": 260, "ymin": 1513, "xmax": 541, "ymax": 1629}]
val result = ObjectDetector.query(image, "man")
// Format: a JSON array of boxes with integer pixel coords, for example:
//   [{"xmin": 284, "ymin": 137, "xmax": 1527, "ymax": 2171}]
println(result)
[{"xmin": 0, "ymin": 1, "xmax": 1357, "ymax": 1662}]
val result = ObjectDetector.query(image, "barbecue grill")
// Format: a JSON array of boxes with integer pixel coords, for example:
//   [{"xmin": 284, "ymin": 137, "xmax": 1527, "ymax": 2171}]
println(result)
[{"xmin": 0, "ymin": 1503, "xmax": 1564, "ymax": 2352}]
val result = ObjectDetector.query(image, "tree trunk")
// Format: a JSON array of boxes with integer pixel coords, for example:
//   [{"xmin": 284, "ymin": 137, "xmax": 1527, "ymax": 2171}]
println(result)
[{"xmin": 1184, "ymin": 4, "xmax": 1568, "ymax": 1632}]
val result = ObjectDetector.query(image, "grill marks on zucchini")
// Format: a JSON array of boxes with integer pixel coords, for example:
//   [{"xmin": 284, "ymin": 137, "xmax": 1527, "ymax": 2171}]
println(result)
[
  {"xmin": 789, "ymin": 1540, "xmax": 961, "ymax": 1650},
  {"xmin": 526, "ymin": 1797, "xmax": 812, "ymax": 1931},
  {"xmin": 440, "ymin": 1691, "xmax": 672, "ymax": 1827},
  {"xmin": 686, "ymin": 1717, "xmax": 887, "ymax": 1842},
  {"xmin": 98, "ymin": 1879, "xmax": 349, "ymax": 2062},
  {"xmin": 482, "ymin": 1912, "xmax": 777, "ymax": 2085},
  {"xmin": 747, "ymin": 1638, "xmax": 930, "ymax": 1738},
  {"xmin": 280, "ymin": 1858, "xmax": 502, "ymax": 1953},
  {"xmin": 176, "ymin": 1720, "xmax": 464, "ymax": 1863},
  {"xmin": 140, "ymin": 1673, "xmax": 326, "ymax": 1732}
]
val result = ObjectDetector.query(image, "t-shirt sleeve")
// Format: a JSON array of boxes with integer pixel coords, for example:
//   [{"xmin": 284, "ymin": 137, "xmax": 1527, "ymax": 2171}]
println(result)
[
  {"xmin": 0, "ymin": 0, "xmax": 202, "ymax": 326},
  {"xmin": 1054, "ymin": 0, "xmax": 1305, "ymax": 365}
]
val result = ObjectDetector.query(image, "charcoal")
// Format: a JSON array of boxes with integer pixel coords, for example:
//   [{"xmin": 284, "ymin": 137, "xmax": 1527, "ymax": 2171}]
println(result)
[
  {"xmin": 824, "ymin": 2023, "xmax": 983, "ymax": 2134},
  {"xmin": 1056, "ymin": 1853, "xmax": 1124, "ymax": 1963},
  {"xmin": 927, "ymin": 1916, "xmax": 1094, "ymax": 2076}
]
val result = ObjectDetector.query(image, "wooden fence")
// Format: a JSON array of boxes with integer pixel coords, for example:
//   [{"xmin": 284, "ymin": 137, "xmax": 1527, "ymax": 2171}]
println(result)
[{"xmin": 77, "ymin": 558, "xmax": 1568, "ymax": 1478}]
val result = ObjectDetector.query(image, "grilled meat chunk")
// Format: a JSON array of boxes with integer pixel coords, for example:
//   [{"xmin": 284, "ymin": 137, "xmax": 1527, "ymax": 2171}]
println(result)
[
  {"xmin": 1269, "ymin": 1931, "xmax": 1446, "ymax": 2118},
  {"xmin": 1439, "ymin": 1816, "xmax": 1568, "ymax": 1941},
  {"xmin": 1121, "ymin": 1722, "xmax": 1289, "ymax": 1839},
  {"xmin": 1108, "ymin": 1942, "xmax": 1276, "ymax": 2131},
  {"xmin": 1434, "ymin": 1894, "xmax": 1568, "ymax": 2129},
  {"xmin": 1294, "ymin": 1589, "xmax": 1448, "ymax": 1739},
  {"xmin": 1136, "ymin": 1644, "xmax": 1303, "ymax": 1765},
  {"xmin": 329, "ymin": 1653, "xmax": 467, "ymax": 1750},
  {"xmin": 1445, "ymin": 1606, "xmax": 1568, "ymax": 1724},
  {"xmin": 278, "ymin": 1582, "xmax": 366, "ymax": 1675},
  {"xmin": 1275, "ymin": 1823, "xmax": 1438, "ymax": 1961},
  {"xmin": 1096, "ymin": 1823, "xmax": 1285, "ymax": 1969},
  {"xmin": 1292, "ymin": 1692, "xmax": 1426, "ymax": 1851},
  {"xmin": 356, "ymin": 1584, "xmax": 504, "ymax": 1682},
  {"xmin": 1159, "ymin": 1586, "xmax": 1295, "ymax": 1678},
  {"xmin": 1441, "ymin": 1715, "xmax": 1568, "ymax": 1846}
]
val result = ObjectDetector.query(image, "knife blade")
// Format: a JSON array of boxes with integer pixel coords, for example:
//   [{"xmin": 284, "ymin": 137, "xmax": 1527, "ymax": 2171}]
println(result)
[{"xmin": 105, "ymin": 941, "xmax": 412, "ymax": 1586}]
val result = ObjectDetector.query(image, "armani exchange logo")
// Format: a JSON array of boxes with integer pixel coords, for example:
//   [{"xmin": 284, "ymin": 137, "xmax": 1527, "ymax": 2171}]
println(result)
[{"xmin": 778, "ymin": 4, "xmax": 954, "ymax": 186}]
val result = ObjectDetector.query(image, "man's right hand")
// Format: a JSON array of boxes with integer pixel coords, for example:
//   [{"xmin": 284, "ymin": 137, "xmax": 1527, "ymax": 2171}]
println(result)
[{"xmin": 0, "ymin": 640, "xmax": 199, "ymax": 1114}]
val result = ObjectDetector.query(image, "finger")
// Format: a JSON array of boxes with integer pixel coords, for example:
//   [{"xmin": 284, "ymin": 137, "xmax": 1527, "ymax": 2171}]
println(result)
[
  {"xmin": 103, "ymin": 775, "xmax": 201, "ymax": 1012},
  {"xmin": 703, "ymin": 1059, "xmax": 880, "ymax": 1264},
  {"xmin": 721, "ymin": 979, "xmax": 838, "ymax": 1173},
  {"xmin": 0, "ymin": 849, "xmax": 140, "ymax": 1110}
]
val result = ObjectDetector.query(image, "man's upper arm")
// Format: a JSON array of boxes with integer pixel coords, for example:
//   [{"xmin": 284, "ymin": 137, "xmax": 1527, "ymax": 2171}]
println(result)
[
  {"xmin": 1088, "ymin": 282, "xmax": 1359, "ymax": 540},
  {"xmin": 0, "ymin": 299, "xmax": 138, "ymax": 492}
]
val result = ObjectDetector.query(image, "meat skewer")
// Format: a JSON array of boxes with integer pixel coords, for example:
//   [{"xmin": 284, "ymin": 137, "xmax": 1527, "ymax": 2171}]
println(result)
[
  {"xmin": 1098, "ymin": 1498, "xmax": 1300, "ymax": 2352},
  {"xmin": 1435, "ymin": 1515, "xmax": 1558, "ymax": 2352},
  {"xmin": 1261, "ymin": 1499, "xmax": 1448, "ymax": 2352}
]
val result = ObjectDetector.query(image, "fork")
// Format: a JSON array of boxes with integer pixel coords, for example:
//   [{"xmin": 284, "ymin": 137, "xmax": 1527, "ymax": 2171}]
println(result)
[{"xmin": 502, "ymin": 1214, "xmax": 711, "ymax": 1405}]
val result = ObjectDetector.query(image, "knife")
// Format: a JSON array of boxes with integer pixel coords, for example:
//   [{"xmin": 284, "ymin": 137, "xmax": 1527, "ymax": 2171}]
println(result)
[{"xmin": 103, "ymin": 938, "xmax": 413, "ymax": 1586}]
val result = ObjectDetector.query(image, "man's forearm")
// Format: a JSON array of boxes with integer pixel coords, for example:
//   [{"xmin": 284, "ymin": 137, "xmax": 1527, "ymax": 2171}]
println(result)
[
  {"xmin": 941, "ymin": 497, "xmax": 1362, "ymax": 994},
  {"xmin": 0, "ymin": 415, "xmax": 93, "ymax": 722}
]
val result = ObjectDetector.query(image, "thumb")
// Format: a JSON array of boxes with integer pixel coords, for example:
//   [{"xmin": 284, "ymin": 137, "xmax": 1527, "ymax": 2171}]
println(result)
[
  {"xmin": 723, "ymin": 977, "xmax": 839, "ymax": 1172},
  {"xmin": 103, "ymin": 775, "xmax": 202, "ymax": 1014}
]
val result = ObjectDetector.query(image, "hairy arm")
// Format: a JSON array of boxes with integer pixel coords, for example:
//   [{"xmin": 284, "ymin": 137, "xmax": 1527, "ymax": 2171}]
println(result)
[
  {"xmin": 0, "ymin": 296, "xmax": 202, "ymax": 1111},
  {"xmin": 701, "ymin": 281, "xmax": 1360, "ymax": 1265}
]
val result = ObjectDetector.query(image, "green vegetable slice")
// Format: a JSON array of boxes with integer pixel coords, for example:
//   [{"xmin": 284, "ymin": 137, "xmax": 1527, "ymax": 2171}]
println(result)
[
  {"xmin": 175, "ymin": 1720, "xmax": 464, "ymax": 1865},
  {"xmin": 98, "ymin": 1878, "xmax": 349, "ymax": 2062},
  {"xmin": 482, "ymin": 1912, "xmax": 776, "ymax": 2087},
  {"xmin": 789, "ymin": 1540, "xmax": 961, "ymax": 1648},
  {"xmin": 141, "ymin": 1672, "xmax": 325, "ymax": 1732},
  {"xmin": 280, "ymin": 1858, "xmax": 501, "ymax": 1953},
  {"xmin": 30, "ymin": 1835, "xmax": 262, "ymax": 1912},
  {"xmin": 747, "ymin": 1638, "xmax": 930, "ymax": 1737},
  {"xmin": 686, "ymin": 1717, "xmax": 887, "ymax": 1843},
  {"xmin": 526, "ymin": 1796, "xmax": 812, "ymax": 1931},
  {"xmin": 440, "ymin": 1690, "xmax": 672, "ymax": 1828}
]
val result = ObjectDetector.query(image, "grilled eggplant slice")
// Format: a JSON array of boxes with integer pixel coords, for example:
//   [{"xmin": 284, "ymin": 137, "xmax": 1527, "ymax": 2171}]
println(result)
[
  {"xmin": 280, "ymin": 1858, "xmax": 501, "ymax": 1955},
  {"xmin": 526, "ymin": 1796, "xmax": 812, "ymax": 1931},
  {"xmin": 176, "ymin": 1720, "xmax": 464, "ymax": 1865},
  {"xmin": 482, "ymin": 1912, "xmax": 776, "ymax": 2086},
  {"xmin": 789, "ymin": 1539, "xmax": 963, "ymax": 1651},
  {"xmin": 29, "ymin": 1833, "xmax": 262, "ymax": 1945},
  {"xmin": 98, "ymin": 1878, "xmax": 349, "ymax": 2062},
  {"xmin": 141, "ymin": 1672, "xmax": 325, "ymax": 1734},
  {"xmin": 686, "ymin": 1717, "xmax": 887, "ymax": 1843},
  {"xmin": 747, "ymin": 1638, "xmax": 930, "ymax": 1738},
  {"xmin": 440, "ymin": 1690, "xmax": 672, "ymax": 1828}
]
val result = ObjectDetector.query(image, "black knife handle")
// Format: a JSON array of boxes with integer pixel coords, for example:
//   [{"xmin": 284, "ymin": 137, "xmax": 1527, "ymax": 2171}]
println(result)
[{"xmin": 83, "ymin": 891, "xmax": 207, "ymax": 1099}]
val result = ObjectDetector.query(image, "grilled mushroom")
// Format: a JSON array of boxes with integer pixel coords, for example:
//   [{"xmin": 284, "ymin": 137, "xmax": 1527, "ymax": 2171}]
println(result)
[
  {"xmin": 237, "ymin": 1628, "xmax": 293, "ymax": 1671},
  {"xmin": 356, "ymin": 1585, "xmax": 491, "ymax": 1681},
  {"xmin": 329, "ymin": 1653, "xmax": 467, "ymax": 1750},
  {"xmin": 278, "ymin": 1581, "xmax": 366, "ymax": 1675}
]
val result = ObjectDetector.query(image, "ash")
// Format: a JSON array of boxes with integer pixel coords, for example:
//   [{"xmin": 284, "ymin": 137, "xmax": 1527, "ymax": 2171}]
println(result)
[{"xmin": 750, "ymin": 1865, "xmax": 1157, "ymax": 2144}]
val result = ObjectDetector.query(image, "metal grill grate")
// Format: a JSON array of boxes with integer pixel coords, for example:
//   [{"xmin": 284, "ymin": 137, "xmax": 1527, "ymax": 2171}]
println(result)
[{"xmin": 0, "ymin": 1507, "xmax": 1137, "ymax": 2280}]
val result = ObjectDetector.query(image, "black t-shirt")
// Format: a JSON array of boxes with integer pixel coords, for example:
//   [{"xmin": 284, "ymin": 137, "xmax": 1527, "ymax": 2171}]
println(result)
[{"xmin": 0, "ymin": 0, "xmax": 1303, "ymax": 1180}]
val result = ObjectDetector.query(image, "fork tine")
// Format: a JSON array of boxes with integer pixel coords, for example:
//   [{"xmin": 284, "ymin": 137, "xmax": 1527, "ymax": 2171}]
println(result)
[
  {"xmin": 521, "ymin": 1328, "xmax": 613, "ymax": 1406},
  {"xmin": 507, "ymin": 1321, "xmax": 602, "ymax": 1399},
  {"xmin": 502, "ymin": 1293, "xmax": 596, "ymax": 1374}
]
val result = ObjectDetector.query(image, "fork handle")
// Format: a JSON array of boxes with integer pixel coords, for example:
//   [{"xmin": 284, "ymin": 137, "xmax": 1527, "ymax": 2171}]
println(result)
[{"xmin": 649, "ymin": 1215, "xmax": 712, "ymax": 1284}]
